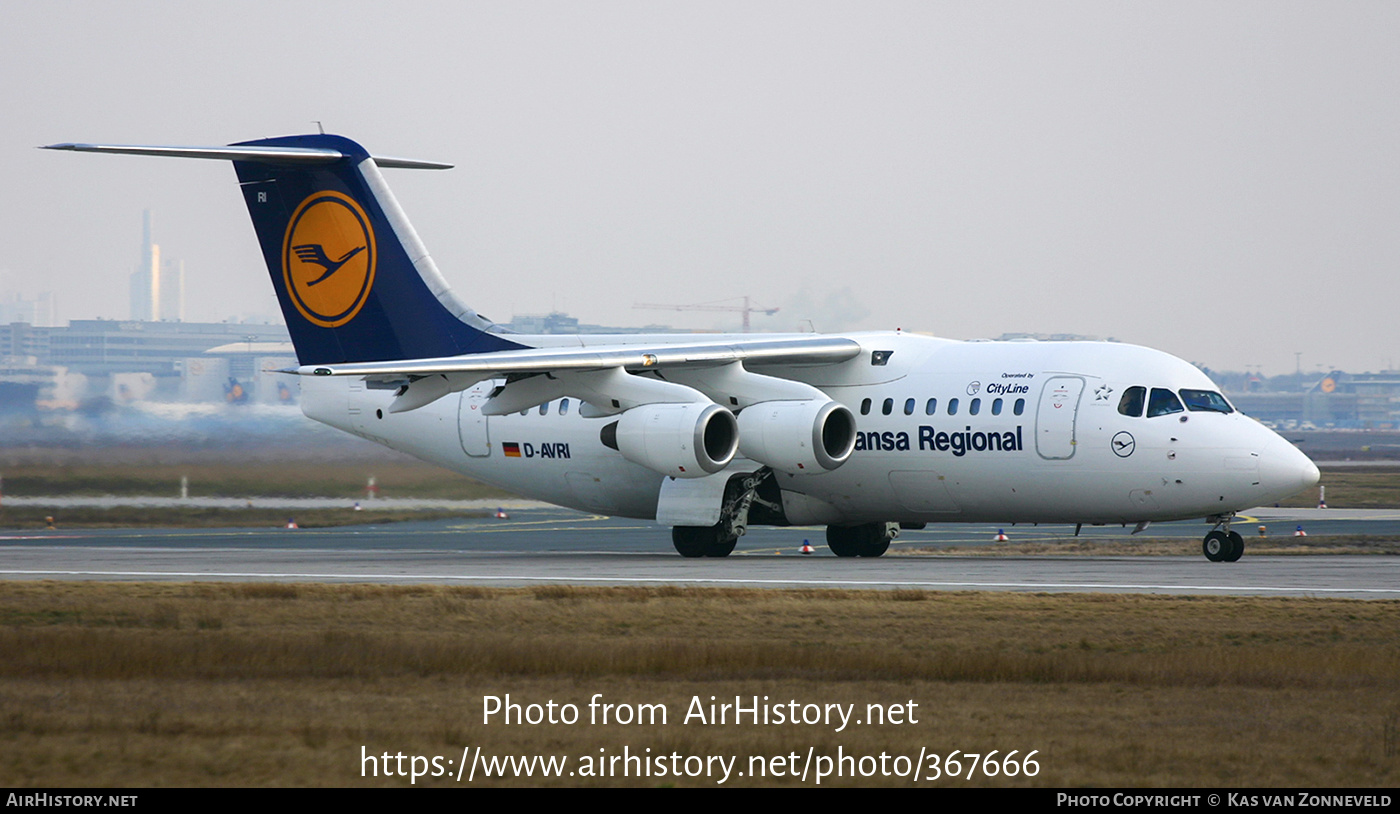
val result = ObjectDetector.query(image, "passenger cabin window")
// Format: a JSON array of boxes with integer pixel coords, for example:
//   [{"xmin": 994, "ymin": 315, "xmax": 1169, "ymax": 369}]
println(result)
[
  {"xmin": 904, "ymin": 398, "xmax": 915, "ymax": 416},
  {"xmin": 559, "ymin": 398, "xmax": 570, "ymax": 415},
  {"xmin": 968, "ymin": 398, "xmax": 981, "ymax": 416},
  {"xmin": 1180, "ymin": 389, "xmax": 1234, "ymax": 414},
  {"xmin": 947, "ymin": 398, "xmax": 960, "ymax": 415},
  {"xmin": 1013, "ymin": 398, "xmax": 1025, "ymax": 416},
  {"xmin": 925, "ymin": 398, "xmax": 937, "ymax": 415},
  {"xmin": 1118, "ymin": 386, "xmax": 1146, "ymax": 418},
  {"xmin": 860, "ymin": 398, "xmax": 871, "ymax": 415},
  {"xmin": 991, "ymin": 398, "xmax": 1003, "ymax": 416},
  {"xmin": 1147, "ymin": 388, "xmax": 1185, "ymax": 417},
  {"xmin": 538, "ymin": 402, "xmax": 549, "ymax": 415},
  {"xmin": 882, "ymin": 398, "xmax": 894, "ymax": 416}
]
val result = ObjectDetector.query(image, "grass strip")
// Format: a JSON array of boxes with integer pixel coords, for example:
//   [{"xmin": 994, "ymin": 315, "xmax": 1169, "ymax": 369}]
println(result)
[{"xmin": 0, "ymin": 582, "xmax": 1396, "ymax": 786}]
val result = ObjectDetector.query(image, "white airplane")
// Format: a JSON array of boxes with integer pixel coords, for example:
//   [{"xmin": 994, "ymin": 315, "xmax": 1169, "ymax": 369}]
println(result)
[{"xmin": 46, "ymin": 134, "xmax": 1320, "ymax": 561}]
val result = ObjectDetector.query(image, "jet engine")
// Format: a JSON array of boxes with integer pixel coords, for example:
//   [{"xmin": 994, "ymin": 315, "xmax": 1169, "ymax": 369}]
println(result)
[
  {"xmin": 737, "ymin": 399, "xmax": 857, "ymax": 474},
  {"xmin": 604, "ymin": 402, "xmax": 740, "ymax": 478}
]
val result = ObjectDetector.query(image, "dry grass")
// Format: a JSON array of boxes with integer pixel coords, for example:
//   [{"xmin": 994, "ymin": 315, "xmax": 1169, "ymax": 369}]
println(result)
[
  {"xmin": 0, "ymin": 506, "xmax": 487, "ymax": 530},
  {"xmin": 0, "ymin": 458, "xmax": 512, "ymax": 501},
  {"xmin": 0, "ymin": 582, "xmax": 1397, "ymax": 787},
  {"xmin": 1281, "ymin": 467, "xmax": 1400, "ymax": 509}
]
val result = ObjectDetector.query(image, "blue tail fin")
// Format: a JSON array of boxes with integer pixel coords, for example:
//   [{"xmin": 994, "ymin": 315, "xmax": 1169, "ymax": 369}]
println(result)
[{"xmin": 230, "ymin": 134, "xmax": 523, "ymax": 365}]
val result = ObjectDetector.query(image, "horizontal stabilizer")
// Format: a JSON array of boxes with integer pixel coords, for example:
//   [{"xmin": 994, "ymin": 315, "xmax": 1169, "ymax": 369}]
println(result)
[{"xmin": 41, "ymin": 142, "xmax": 452, "ymax": 170}]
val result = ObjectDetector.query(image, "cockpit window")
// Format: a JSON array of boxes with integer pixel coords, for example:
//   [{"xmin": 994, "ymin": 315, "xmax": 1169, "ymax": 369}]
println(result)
[
  {"xmin": 1118, "ymin": 386, "xmax": 1145, "ymax": 418},
  {"xmin": 1146, "ymin": 388, "xmax": 1184, "ymax": 417},
  {"xmin": 1179, "ymin": 389, "xmax": 1233, "ymax": 414}
]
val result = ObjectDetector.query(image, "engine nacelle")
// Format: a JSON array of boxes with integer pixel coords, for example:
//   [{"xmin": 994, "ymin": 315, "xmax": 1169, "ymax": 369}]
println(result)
[
  {"xmin": 737, "ymin": 399, "xmax": 857, "ymax": 474},
  {"xmin": 607, "ymin": 402, "xmax": 739, "ymax": 479}
]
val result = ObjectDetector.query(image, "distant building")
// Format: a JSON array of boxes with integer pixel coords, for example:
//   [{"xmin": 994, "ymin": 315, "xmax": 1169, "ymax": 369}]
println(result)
[
  {"xmin": 0, "ymin": 322, "xmax": 50, "ymax": 360},
  {"xmin": 46, "ymin": 319, "xmax": 289, "ymax": 379},
  {"xmin": 0, "ymin": 360, "xmax": 82, "ymax": 413},
  {"xmin": 0, "ymin": 319, "xmax": 290, "ymax": 407},
  {"xmin": 503, "ymin": 311, "xmax": 674, "ymax": 335},
  {"xmin": 0, "ymin": 292, "xmax": 56, "ymax": 327},
  {"xmin": 507, "ymin": 312, "xmax": 580, "ymax": 334},
  {"xmin": 129, "ymin": 211, "xmax": 185, "ymax": 322},
  {"xmin": 1228, "ymin": 371, "xmax": 1400, "ymax": 429},
  {"xmin": 994, "ymin": 332, "xmax": 1117, "ymax": 343}
]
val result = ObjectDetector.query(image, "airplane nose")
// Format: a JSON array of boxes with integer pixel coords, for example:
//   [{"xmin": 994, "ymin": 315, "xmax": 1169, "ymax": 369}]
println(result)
[{"xmin": 1258, "ymin": 433, "xmax": 1320, "ymax": 501}]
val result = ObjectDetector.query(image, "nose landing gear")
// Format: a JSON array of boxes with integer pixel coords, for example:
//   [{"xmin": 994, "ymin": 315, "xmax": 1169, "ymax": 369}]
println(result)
[{"xmin": 1202, "ymin": 515, "xmax": 1244, "ymax": 562}]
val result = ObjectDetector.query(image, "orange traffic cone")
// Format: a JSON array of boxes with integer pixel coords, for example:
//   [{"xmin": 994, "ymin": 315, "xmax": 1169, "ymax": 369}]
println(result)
[
  {"xmin": 800, "ymin": 540, "xmax": 815, "ymax": 555},
  {"xmin": 994, "ymin": 529, "xmax": 1009, "ymax": 541},
  {"xmin": 1294, "ymin": 525, "xmax": 1307, "ymax": 537},
  {"xmin": 495, "ymin": 507, "xmax": 509, "ymax": 519},
  {"xmin": 286, "ymin": 518, "xmax": 299, "ymax": 529}
]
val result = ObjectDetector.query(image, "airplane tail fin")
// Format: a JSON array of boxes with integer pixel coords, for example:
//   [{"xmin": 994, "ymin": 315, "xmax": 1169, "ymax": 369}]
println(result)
[{"xmin": 46, "ymin": 134, "xmax": 524, "ymax": 365}]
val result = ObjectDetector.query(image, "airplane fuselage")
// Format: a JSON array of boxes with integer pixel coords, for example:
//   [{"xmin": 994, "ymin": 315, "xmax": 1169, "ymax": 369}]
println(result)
[{"xmin": 305, "ymin": 330, "xmax": 1316, "ymax": 530}]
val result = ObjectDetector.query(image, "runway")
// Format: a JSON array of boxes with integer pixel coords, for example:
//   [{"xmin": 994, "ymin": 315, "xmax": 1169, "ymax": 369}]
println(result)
[{"xmin": 3, "ymin": 508, "xmax": 1399, "ymax": 598}]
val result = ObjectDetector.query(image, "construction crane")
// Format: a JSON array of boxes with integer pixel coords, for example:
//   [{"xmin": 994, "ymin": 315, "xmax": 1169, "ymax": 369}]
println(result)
[{"xmin": 632, "ymin": 296, "xmax": 779, "ymax": 333}]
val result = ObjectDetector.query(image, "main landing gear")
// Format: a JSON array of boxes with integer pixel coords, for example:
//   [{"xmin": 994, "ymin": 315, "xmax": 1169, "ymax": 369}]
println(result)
[
  {"xmin": 669, "ymin": 469, "xmax": 900, "ymax": 559},
  {"xmin": 1202, "ymin": 514, "xmax": 1244, "ymax": 563},
  {"xmin": 671, "ymin": 469, "xmax": 780, "ymax": 558},
  {"xmin": 826, "ymin": 522, "xmax": 899, "ymax": 558}
]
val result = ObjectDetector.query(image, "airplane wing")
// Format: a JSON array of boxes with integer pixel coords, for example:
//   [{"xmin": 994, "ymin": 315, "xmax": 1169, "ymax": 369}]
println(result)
[
  {"xmin": 302, "ymin": 335, "xmax": 860, "ymax": 377},
  {"xmin": 300, "ymin": 334, "xmax": 864, "ymax": 415}
]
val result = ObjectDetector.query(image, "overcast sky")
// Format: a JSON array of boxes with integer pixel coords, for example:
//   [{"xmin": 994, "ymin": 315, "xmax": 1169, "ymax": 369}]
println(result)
[{"xmin": 4, "ymin": 2, "xmax": 1398, "ymax": 376}]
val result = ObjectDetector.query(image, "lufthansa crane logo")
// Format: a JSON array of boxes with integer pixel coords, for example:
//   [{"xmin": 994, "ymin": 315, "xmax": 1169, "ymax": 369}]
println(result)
[{"xmin": 282, "ymin": 191, "xmax": 377, "ymax": 327}]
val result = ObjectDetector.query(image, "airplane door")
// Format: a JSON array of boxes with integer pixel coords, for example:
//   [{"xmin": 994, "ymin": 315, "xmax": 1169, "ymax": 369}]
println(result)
[
  {"xmin": 1035, "ymin": 376, "xmax": 1084, "ymax": 460},
  {"xmin": 457, "ymin": 381, "xmax": 493, "ymax": 457}
]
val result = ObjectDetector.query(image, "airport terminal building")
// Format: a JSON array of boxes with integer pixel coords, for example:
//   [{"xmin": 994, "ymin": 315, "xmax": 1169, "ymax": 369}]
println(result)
[{"xmin": 0, "ymin": 319, "xmax": 294, "ymax": 410}]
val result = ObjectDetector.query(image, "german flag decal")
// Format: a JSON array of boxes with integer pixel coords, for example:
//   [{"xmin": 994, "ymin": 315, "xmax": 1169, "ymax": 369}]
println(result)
[{"xmin": 503, "ymin": 442, "xmax": 521, "ymax": 458}]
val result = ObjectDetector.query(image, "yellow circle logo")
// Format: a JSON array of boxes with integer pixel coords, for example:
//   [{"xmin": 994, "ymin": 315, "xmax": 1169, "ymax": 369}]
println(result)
[{"xmin": 282, "ymin": 191, "xmax": 377, "ymax": 327}]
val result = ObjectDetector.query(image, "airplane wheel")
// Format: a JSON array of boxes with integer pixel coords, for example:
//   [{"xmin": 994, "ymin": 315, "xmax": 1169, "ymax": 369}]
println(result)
[
  {"xmin": 707, "ymin": 535, "xmax": 738, "ymax": 558},
  {"xmin": 826, "ymin": 525, "xmax": 863, "ymax": 557},
  {"xmin": 1223, "ymin": 530, "xmax": 1244, "ymax": 562},
  {"xmin": 673, "ymin": 526, "xmax": 711, "ymax": 557},
  {"xmin": 672, "ymin": 525, "xmax": 736, "ymax": 558},
  {"xmin": 1202, "ymin": 530, "xmax": 1229, "ymax": 562},
  {"xmin": 860, "ymin": 530, "xmax": 891, "ymax": 557},
  {"xmin": 827, "ymin": 523, "xmax": 892, "ymax": 558}
]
